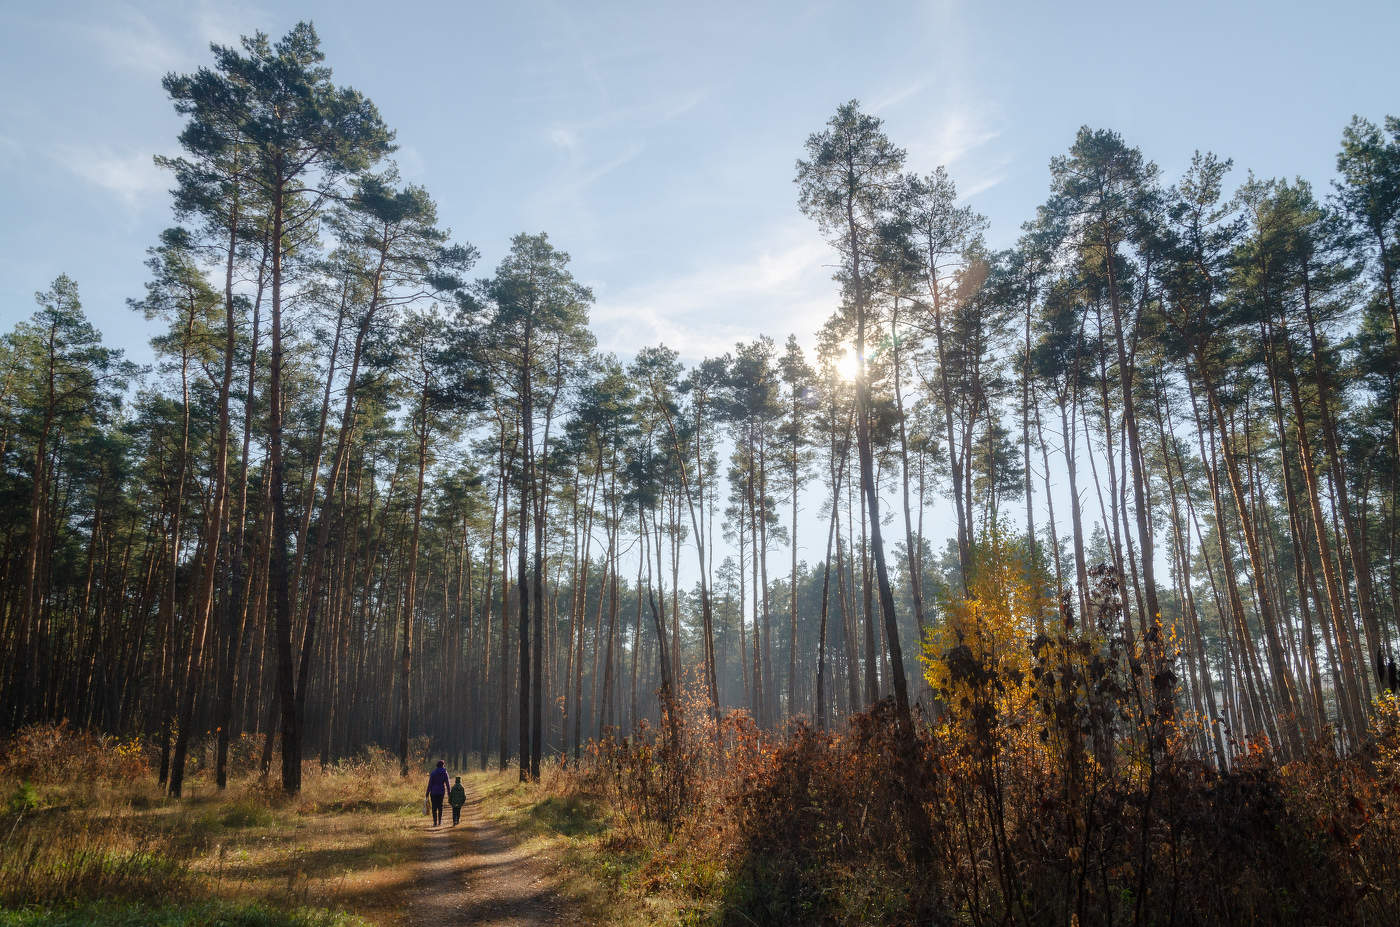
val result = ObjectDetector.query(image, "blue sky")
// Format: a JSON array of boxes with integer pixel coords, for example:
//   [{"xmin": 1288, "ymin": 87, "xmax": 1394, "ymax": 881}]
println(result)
[{"xmin": 1, "ymin": 0, "xmax": 1396, "ymax": 366}]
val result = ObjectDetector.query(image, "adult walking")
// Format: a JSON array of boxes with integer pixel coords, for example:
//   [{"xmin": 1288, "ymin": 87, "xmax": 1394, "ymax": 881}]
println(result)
[{"xmin": 426, "ymin": 760, "xmax": 449, "ymax": 827}]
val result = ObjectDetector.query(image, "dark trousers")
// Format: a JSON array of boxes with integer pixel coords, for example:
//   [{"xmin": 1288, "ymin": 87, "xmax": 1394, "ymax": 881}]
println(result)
[
  {"xmin": 430, "ymin": 792, "xmax": 444, "ymax": 825},
  {"xmin": 451, "ymin": 803, "xmax": 462, "ymax": 825}
]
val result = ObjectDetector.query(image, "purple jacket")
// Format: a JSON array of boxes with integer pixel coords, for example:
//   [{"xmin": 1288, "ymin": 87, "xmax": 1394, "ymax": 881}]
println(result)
[{"xmin": 427, "ymin": 767, "xmax": 449, "ymax": 796}]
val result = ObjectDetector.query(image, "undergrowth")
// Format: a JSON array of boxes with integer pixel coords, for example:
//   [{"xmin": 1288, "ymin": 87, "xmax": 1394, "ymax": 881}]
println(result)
[
  {"xmin": 0, "ymin": 901, "xmax": 367, "ymax": 927},
  {"xmin": 0, "ymin": 733, "xmax": 427, "ymax": 926},
  {"xmin": 533, "ymin": 564, "xmax": 1400, "ymax": 926},
  {"xmin": 9, "ymin": 558, "xmax": 1400, "ymax": 926}
]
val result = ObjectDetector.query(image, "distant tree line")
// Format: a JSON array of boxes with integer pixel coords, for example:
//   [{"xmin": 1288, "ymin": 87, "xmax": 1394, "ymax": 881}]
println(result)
[{"xmin": 1, "ymin": 23, "xmax": 1397, "ymax": 792}]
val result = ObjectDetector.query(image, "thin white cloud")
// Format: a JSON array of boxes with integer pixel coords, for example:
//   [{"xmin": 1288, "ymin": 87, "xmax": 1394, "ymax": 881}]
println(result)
[
  {"xmin": 548, "ymin": 126, "xmax": 580, "ymax": 151},
  {"xmin": 657, "ymin": 88, "xmax": 706, "ymax": 121},
  {"xmin": 80, "ymin": 4, "xmax": 185, "ymax": 77},
  {"xmin": 533, "ymin": 142, "xmax": 645, "ymax": 213},
  {"xmin": 79, "ymin": 0, "xmax": 267, "ymax": 78},
  {"xmin": 959, "ymin": 164, "xmax": 1010, "ymax": 200},
  {"xmin": 872, "ymin": 79, "xmax": 930, "ymax": 113},
  {"xmin": 577, "ymin": 143, "xmax": 643, "ymax": 187},
  {"xmin": 545, "ymin": 88, "xmax": 709, "ymax": 152},
  {"xmin": 394, "ymin": 145, "xmax": 427, "ymax": 181},
  {"xmin": 191, "ymin": 0, "xmax": 267, "ymax": 49},
  {"xmin": 593, "ymin": 225, "xmax": 837, "ymax": 361},
  {"xmin": 908, "ymin": 105, "xmax": 1002, "ymax": 169},
  {"xmin": 57, "ymin": 145, "xmax": 167, "ymax": 207}
]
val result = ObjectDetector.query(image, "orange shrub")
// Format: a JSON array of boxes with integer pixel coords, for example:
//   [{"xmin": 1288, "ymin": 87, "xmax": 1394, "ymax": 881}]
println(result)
[{"xmin": 0, "ymin": 721, "xmax": 149, "ymax": 783}]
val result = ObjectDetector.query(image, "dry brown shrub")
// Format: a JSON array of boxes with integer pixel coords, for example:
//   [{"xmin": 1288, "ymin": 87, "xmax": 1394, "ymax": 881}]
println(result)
[
  {"xmin": 0, "ymin": 721, "xmax": 149, "ymax": 784},
  {"xmin": 562, "ymin": 570, "xmax": 1400, "ymax": 925}
]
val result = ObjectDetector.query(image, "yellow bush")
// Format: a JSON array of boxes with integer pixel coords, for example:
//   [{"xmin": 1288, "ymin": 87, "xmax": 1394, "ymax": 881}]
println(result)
[{"xmin": 922, "ymin": 528, "xmax": 1053, "ymax": 736}]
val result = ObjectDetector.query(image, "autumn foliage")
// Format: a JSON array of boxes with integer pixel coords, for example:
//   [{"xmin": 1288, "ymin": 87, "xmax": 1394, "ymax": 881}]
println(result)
[{"xmin": 571, "ymin": 546, "xmax": 1400, "ymax": 925}]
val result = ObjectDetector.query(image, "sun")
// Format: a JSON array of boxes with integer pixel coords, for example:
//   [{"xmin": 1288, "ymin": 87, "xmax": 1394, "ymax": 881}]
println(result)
[{"xmin": 835, "ymin": 347, "xmax": 861, "ymax": 383}]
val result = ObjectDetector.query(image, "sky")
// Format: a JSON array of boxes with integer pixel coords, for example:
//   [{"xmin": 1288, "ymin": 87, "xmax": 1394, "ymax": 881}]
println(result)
[{"xmin": 3, "ymin": 0, "xmax": 1397, "ymax": 368}]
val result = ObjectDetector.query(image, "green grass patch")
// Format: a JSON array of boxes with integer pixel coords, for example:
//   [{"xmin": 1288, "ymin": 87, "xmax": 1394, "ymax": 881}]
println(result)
[
  {"xmin": 6, "ymin": 782, "xmax": 39, "ymax": 815},
  {"xmin": 526, "ymin": 794, "xmax": 607, "ymax": 838},
  {"xmin": 0, "ymin": 840, "xmax": 193, "ymax": 908},
  {"xmin": 216, "ymin": 801, "xmax": 275, "ymax": 829}
]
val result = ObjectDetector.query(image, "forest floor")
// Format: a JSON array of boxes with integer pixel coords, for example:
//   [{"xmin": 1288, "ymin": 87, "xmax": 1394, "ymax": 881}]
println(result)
[
  {"xmin": 0, "ymin": 759, "xmax": 648, "ymax": 927},
  {"xmin": 404, "ymin": 778, "xmax": 575, "ymax": 926}
]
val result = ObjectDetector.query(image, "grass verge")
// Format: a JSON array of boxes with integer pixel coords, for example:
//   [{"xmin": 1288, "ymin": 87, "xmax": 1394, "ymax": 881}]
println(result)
[
  {"xmin": 1, "ymin": 760, "xmax": 429, "ymax": 927},
  {"xmin": 0, "ymin": 900, "xmax": 367, "ymax": 926},
  {"xmin": 464, "ymin": 769, "xmax": 720, "ymax": 927}
]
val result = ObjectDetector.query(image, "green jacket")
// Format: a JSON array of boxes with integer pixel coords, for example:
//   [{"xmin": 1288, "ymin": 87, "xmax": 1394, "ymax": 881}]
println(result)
[{"xmin": 449, "ymin": 783, "xmax": 466, "ymax": 808}]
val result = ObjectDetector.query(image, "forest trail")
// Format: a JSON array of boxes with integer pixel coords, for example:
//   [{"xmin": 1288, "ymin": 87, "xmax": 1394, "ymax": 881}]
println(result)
[{"xmin": 406, "ymin": 787, "xmax": 577, "ymax": 927}]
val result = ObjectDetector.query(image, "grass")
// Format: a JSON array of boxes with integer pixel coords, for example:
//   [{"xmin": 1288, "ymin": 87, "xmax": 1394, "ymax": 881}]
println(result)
[
  {"xmin": 0, "ymin": 900, "xmax": 368, "ymax": 926},
  {"xmin": 464, "ymin": 769, "xmax": 720, "ymax": 927},
  {"xmin": 0, "ymin": 727, "xmax": 680, "ymax": 926},
  {"xmin": 0, "ymin": 760, "xmax": 430, "ymax": 927}
]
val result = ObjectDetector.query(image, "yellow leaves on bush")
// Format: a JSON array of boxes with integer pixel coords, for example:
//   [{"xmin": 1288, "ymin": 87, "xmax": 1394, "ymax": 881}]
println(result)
[{"xmin": 921, "ymin": 528, "xmax": 1052, "ymax": 732}]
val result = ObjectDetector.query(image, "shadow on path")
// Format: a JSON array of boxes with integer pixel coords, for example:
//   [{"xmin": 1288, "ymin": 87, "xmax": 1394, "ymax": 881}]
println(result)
[{"xmin": 408, "ymin": 791, "xmax": 578, "ymax": 926}]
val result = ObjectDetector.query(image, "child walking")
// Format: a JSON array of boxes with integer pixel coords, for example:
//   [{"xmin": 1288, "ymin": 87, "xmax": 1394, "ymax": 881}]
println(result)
[{"xmin": 449, "ymin": 776, "xmax": 466, "ymax": 826}]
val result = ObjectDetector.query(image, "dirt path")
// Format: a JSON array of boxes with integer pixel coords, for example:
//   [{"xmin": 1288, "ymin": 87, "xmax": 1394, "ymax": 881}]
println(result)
[{"xmin": 406, "ymin": 788, "xmax": 577, "ymax": 926}]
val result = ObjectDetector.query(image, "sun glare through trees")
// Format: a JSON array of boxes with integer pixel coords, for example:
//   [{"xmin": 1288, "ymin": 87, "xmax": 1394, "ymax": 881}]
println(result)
[{"xmin": 2, "ymin": 6, "xmax": 1400, "ymax": 926}]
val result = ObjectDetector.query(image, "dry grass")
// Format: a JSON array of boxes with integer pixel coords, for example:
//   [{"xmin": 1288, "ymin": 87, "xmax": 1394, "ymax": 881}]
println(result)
[
  {"xmin": 0, "ymin": 734, "xmax": 437, "ymax": 926},
  {"xmin": 464, "ymin": 768, "xmax": 689, "ymax": 927},
  {"xmin": 0, "ymin": 726, "xmax": 658, "ymax": 926}
]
